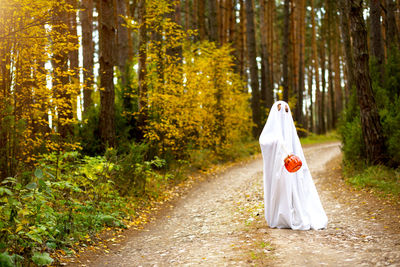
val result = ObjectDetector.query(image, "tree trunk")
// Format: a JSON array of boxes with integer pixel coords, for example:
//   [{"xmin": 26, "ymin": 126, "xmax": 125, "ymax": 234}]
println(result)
[
  {"xmin": 370, "ymin": 0, "xmax": 385, "ymax": 82},
  {"xmin": 385, "ymin": 0, "xmax": 400, "ymax": 48},
  {"xmin": 259, "ymin": 0, "xmax": 273, "ymax": 110},
  {"xmin": 208, "ymin": 0, "xmax": 218, "ymax": 42},
  {"xmin": 339, "ymin": 0, "xmax": 355, "ymax": 104},
  {"xmin": 308, "ymin": 64, "xmax": 314, "ymax": 132},
  {"xmin": 327, "ymin": 50, "xmax": 335, "ymax": 130},
  {"xmin": 326, "ymin": 0, "xmax": 336, "ymax": 130},
  {"xmin": 239, "ymin": 0, "xmax": 246, "ymax": 81},
  {"xmin": 228, "ymin": 0, "xmax": 235, "ymax": 44},
  {"xmin": 67, "ymin": 0, "xmax": 79, "ymax": 121},
  {"xmin": 99, "ymin": 0, "xmax": 116, "ymax": 147},
  {"xmin": 296, "ymin": 0, "xmax": 305, "ymax": 129},
  {"xmin": 319, "ymin": 39, "xmax": 327, "ymax": 134},
  {"xmin": 349, "ymin": 0, "xmax": 387, "ymax": 164},
  {"xmin": 166, "ymin": 1, "xmax": 183, "ymax": 65},
  {"xmin": 245, "ymin": 0, "xmax": 261, "ymax": 137},
  {"xmin": 325, "ymin": 3, "xmax": 336, "ymax": 130},
  {"xmin": 137, "ymin": 0, "xmax": 147, "ymax": 141},
  {"xmin": 116, "ymin": 0, "xmax": 130, "ymax": 86},
  {"xmin": 218, "ymin": 0, "xmax": 224, "ymax": 44},
  {"xmin": 311, "ymin": 0, "xmax": 320, "ymax": 132},
  {"xmin": 282, "ymin": 0, "xmax": 290, "ymax": 102},
  {"xmin": 267, "ymin": 0, "xmax": 275, "ymax": 91},
  {"xmin": 334, "ymin": 22, "xmax": 343, "ymax": 117},
  {"xmin": 193, "ymin": 0, "xmax": 198, "ymax": 31},
  {"xmin": 198, "ymin": 0, "xmax": 206, "ymax": 39},
  {"xmin": 290, "ymin": 0, "xmax": 297, "ymax": 101},
  {"xmin": 80, "ymin": 0, "xmax": 94, "ymax": 114},
  {"xmin": 185, "ymin": 0, "xmax": 190, "ymax": 31}
]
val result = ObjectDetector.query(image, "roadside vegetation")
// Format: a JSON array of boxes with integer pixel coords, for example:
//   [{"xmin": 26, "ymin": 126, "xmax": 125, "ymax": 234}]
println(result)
[{"xmin": 339, "ymin": 48, "xmax": 400, "ymax": 201}]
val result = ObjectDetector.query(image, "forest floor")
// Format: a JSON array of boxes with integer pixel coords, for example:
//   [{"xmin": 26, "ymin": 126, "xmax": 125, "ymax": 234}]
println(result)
[{"xmin": 66, "ymin": 142, "xmax": 400, "ymax": 266}]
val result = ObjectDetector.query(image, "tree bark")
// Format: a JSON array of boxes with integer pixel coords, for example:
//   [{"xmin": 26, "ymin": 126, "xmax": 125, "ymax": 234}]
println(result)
[
  {"xmin": 349, "ymin": 0, "xmax": 387, "ymax": 164},
  {"xmin": 198, "ymin": 0, "xmax": 206, "ymax": 39},
  {"xmin": 327, "ymin": 49, "xmax": 335, "ymax": 130},
  {"xmin": 239, "ymin": 0, "xmax": 246, "ymax": 80},
  {"xmin": 67, "ymin": 0, "xmax": 79, "ymax": 120},
  {"xmin": 307, "ymin": 64, "xmax": 314, "ymax": 132},
  {"xmin": 208, "ymin": 0, "xmax": 218, "ymax": 43},
  {"xmin": 137, "ymin": 0, "xmax": 147, "ymax": 141},
  {"xmin": 99, "ymin": 0, "xmax": 116, "ymax": 147},
  {"xmin": 311, "ymin": 0, "xmax": 320, "ymax": 132},
  {"xmin": 339, "ymin": 0, "xmax": 355, "ymax": 104},
  {"xmin": 80, "ymin": 0, "xmax": 94, "ymax": 114},
  {"xmin": 296, "ymin": 0, "xmax": 305, "ymax": 129},
  {"xmin": 166, "ymin": 1, "xmax": 183, "ymax": 65},
  {"xmin": 385, "ymin": 0, "xmax": 400, "ymax": 48},
  {"xmin": 267, "ymin": 0, "xmax": 275, "ymax": 93},
  {"xmin": 282, "ymin": 0, "xmax": 290, "ymax": 102},
  {"xmin": 218, "ymin": 0, "xmax": 223, "ymax": 44},
  {"xmin": 334, "ymin": 21, "xmax": 343, "ymax": 116},
  {"xmin": 319, "ymin": 37, "xmax": 327, "ymax": 134},
  {"xmin": 259, "ymin": 0, "xmax": 273, "ymax": 110},
  {"xmin": 370, "ymin": 0, "xmax": 385, "ymax": 81},
  {"xmin": 290, "ymin": 0, "xmax": 297, "ymax": 101},
  {"xmin": 245, "ymin": 0, "xmax": 261, "ymax": 137},
  {"xmin": 185, "ymin": 0, "xmax": 189, "ymax": 31},
  {"xmin": 228, "ymin": 0, "xmax": 235, "ymax": 44},
  {"xmin": 116, "ymin": 0, "xmax": 130, "ymax": 85}
]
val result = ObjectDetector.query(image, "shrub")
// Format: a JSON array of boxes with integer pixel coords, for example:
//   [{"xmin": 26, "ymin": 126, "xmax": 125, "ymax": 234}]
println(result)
[{"xmin": 338, "ymin": 115, "xmax": 364, "ymax": 164}]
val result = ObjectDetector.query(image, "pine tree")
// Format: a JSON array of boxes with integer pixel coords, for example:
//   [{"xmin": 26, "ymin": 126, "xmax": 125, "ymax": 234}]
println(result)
[{"xmin": 349, "ymin": 0, "xmax": 387, "ymax": 164}]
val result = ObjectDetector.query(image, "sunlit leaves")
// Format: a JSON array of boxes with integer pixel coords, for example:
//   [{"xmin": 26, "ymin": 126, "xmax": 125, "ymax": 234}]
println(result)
[
  {"xmin": 0, "ymin": 0, "xmax": 80, "ymax": 179},
  {"xmin": 127, "ymin": 0, "xmax": 252, "ymax": 158}
]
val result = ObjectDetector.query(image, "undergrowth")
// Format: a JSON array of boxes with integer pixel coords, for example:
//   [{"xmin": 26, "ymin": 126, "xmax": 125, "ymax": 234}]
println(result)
[
  {"xmin": 343, "ymin": 161, "xmax": 400, "ymax": 199},
  {"xmin": 0, "ymin": 140, "xmax": 259, "ymax": 266},
  {"xmin": 300, "ymin": 131, "xmax": 339, "ymax": 145}
]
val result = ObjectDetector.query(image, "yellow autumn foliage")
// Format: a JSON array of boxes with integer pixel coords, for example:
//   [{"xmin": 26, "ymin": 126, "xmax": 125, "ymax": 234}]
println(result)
[
  {"xmin": 135, "ymin": 0, "xmax": 253, "ymax": 158},
  {"xmin": 0, "ymin": 0, "xmax": 79, "ymax": 178}
]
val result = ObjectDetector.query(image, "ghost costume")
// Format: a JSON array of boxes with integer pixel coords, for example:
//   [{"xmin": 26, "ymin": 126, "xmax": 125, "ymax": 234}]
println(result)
[{"xmin": 259, "ymin": 101, "xmax": 327, "ymax": 230}]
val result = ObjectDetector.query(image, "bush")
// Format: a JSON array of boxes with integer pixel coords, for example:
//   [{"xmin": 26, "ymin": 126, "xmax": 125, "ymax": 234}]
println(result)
[
  {"xmin": 107, "ymin": 143, "xmax": 166, "ymax": 196},
  {"xmin": 338, "ymin": 115, "xmax": 364, "ymax": 163},
  {"xmin": 0, "ymin": 153, "xmax": 130, "ymax": 266}
]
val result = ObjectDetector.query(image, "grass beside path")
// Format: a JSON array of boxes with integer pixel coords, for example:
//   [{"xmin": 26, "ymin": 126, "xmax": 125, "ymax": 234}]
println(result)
[
  {"xmin": 300, "ymin": 131, "xmax": 340, "ymax": 146},
  {"xmin": 343, "ymin": 163, "xmax": 400, "ymax": 202}
]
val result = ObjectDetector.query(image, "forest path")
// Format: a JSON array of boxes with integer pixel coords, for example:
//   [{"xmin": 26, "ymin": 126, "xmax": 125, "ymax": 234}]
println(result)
[{"xmin": 77, "ymin": 142, "xmax": 400, "ymax": 266}]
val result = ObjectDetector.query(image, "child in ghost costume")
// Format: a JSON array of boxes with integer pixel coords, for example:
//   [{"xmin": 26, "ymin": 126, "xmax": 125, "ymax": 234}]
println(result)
[{"xmin": 259, "ymin": 101, "xmax": 327, "ymax": 230}]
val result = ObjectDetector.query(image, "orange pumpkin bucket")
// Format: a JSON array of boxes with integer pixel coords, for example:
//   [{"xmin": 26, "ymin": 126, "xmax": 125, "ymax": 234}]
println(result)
[{"xmin": 284, "ymin": 154, "xmax": 302, "ymax": 173}]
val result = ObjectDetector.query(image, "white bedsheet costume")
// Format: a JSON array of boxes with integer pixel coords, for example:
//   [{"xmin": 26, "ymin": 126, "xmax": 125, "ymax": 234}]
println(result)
[{"xmin": 259, "ymin": 101, "xmax": 327, "ymax": 230}]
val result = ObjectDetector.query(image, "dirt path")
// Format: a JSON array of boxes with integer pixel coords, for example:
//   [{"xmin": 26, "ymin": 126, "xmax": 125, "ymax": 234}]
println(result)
[{"xmin": 74, "ymin": 142, "xmax": 400, "ymax": 266}]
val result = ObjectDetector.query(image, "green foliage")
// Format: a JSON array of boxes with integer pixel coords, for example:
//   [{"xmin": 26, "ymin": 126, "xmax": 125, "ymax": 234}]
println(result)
[
  {"xmin": 0, "ymin": 252, "xmax": 14, "ymax": 267},
  {"xmin": 339, "ymin": 44, "xmax": 400, "ymax": 200},
  {"xmin": 188, "ymin": 149, "xmax": 217, "ymax": 170},
  {"xmin": 106, "ymin": 143, "xmax": 166, "ymax": 196},
  {"xmin": 344, "ymin": 163, "xmax": 400, "ymax": 197},
  {"xmin": 300, "ymin": 131, "xmax": 340, "ymax": 145},
  {"xmin": 379, "ymin": 48, "xmax": 400, "ymax": 165},
  {"xmin": 78, "ymin": 106, "xmax": 102, "ymax": 156},
  {"xmin": 340, "ymin": 46, "xmax": 400, "ymax": 167},
  {"xmin": 338, "ymin": 116, "xmax": 364, "ymax": 163},
  {"xmin": 188, "ymin": 140, "xmax": 259, "ymax": 170},
  {"xmin": 32, "ymin": 252, "xmax": 53, "ymax": 266}
]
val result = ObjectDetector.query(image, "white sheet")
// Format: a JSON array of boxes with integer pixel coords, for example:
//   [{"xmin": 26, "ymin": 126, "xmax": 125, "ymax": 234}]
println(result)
[{"xmin": 259, "ymin": 101, "xmax": 327, "ymax": 230}]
